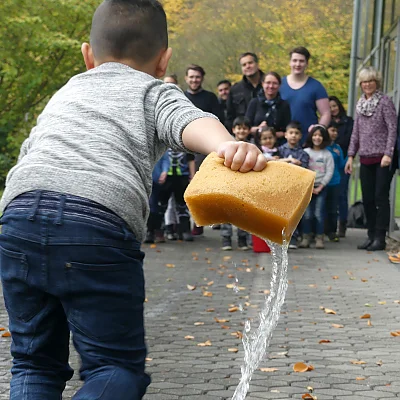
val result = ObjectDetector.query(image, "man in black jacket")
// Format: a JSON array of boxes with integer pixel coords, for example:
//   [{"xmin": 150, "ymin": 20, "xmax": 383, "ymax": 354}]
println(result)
[{"xmin": 226, "ymin": 52, "xmax": 264, "ymax": 131}]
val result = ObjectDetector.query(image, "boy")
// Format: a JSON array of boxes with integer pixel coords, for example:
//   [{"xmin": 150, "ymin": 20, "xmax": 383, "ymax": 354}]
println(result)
[
  {"xmin": 278, "ymin": 121, "xmax": 309, "ymax": 248},
  {"xmin": 326, "ymin": 122, "xmax": 345, "ymax": 242},
  {"xmin": 221, "ymin": 116, "xmax": 252, "ymax": 251},
  {"xmin": 0, "ymin": 1, "xmax": 266, "ymax": 399}
]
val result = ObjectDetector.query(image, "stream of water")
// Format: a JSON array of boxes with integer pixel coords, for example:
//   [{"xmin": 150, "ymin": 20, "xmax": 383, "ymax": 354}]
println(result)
[{"xmin": 231, "ymin": 234, "xmax": 289, "ymax": 400}]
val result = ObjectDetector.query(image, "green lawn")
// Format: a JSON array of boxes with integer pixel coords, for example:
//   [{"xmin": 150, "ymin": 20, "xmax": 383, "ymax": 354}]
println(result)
[{"xmin": 349, "ymin": 175, "xmax": 400, "ymax": 217}]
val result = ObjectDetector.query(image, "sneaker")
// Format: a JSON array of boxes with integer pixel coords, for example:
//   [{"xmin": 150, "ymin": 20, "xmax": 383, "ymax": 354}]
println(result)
[
  {"xmin": 192, "ymin": 226, "xmax": 204, "ymax": 236},
  {"xmin": 315, "ymin": 234, "xmax": 325, "ymax": 249},
  {"xmin": 328, "ymin": 233, "xmax": 339, "ymax": 242},
  {"xmin": 154, "ymin": 229, "xmax": 165, "ymax": 243},
  {"xmin": 166, "ymin": 232, "xmax": 178, "ymax": 240},
  {"xmin": 221, "ymin": 237, "xmax": 232, "ymax": 251},
  {"xmin": 182, "ymin": 232, "xmax": 194, "ymax": 242},
  {"xmin": 299, "ymin": 234, "xmax": 310, "ymax": 248},
  {"xmin": 144, "ymin": 231, "xmax": 155, "ymax": 244},
  {"xmin": 237, "ymin": 237, "xmax": 249, "ymax": 251}
]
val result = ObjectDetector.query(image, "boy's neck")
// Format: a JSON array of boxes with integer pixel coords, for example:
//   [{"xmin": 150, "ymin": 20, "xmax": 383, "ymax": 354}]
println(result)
[{"xmin": 287, "ymin": 142, "xmax": 299, "ymax": 149}]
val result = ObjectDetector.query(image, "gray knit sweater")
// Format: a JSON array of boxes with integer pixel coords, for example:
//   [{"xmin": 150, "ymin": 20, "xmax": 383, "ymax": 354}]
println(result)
[{"xmin": 0, "ymin": 62, "xmax": 215, "ymax": 240}]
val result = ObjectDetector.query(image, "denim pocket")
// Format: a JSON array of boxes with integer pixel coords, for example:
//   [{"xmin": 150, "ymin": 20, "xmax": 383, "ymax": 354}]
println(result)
[
  {"xmin": 66, "ymin": 261, "xmax": 144, "ymax": 342},
  {"xmin": 0, "ymin": 246, "xmax": 45, "ymax": 322}
]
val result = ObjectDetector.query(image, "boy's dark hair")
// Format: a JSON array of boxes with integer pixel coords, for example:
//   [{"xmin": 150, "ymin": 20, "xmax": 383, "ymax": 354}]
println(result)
[
  {"xmin": 90, "ymin": 0, "xmax": 168, "ymax": 64},
  {"xmin": 286, "ymin": 121, "xmax": 302, "ymax": 132},
  {"xmin": 289, "ymin": 46, "xmax": 311, "ymax": 62},
  {"xmin": 232, "ymin": 116, "xmax": 251, "ymax": 129},
  {"xmin": 328, "ymin": 95, "xmax": 347, "ymax": 117},
  {"xmin": 239, "ymin": 52, "xmax": 259, "ymax": 64},
  {"xmin": 327, "ymin": 120, "xmax": 339, "ymax": 129},
  {"xmin": 304, "ymin": 125, "xmax": 330, "ymax": 149},
  {"xmin": 217, "ymin": 79, "xmax": 231, "ymax": 87},
  {"xmin": 185, "ymin": 64, "xmax": 205, "ymax": 77},
  {"xmin": 263, "ymin": 71, "xmax": 282, "ymax": 85}
]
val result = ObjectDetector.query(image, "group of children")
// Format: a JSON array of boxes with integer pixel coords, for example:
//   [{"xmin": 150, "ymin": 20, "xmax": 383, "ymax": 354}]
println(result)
[{"xmin": 146, "ymin": 113, "xmax": 346, "ymax": 251}]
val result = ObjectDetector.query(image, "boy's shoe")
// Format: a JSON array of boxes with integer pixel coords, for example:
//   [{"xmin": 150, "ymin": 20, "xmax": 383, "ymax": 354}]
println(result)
[
  {"xmin": 182, "ymin": 232, "xmax": 194, "ymax": 242},
  {"xmin": 328, "ymin": 233, "xmax": 339, "ymax": 242},
  {"xmin": 238, "ymin": 237, "xmax": 249, "ymax": 251},
  {"xmin": 299, "ymin": 234, "xmax": 310, "ymax": 248},
  {"xmin": 192, "ymin": 226, "xmax": 204, "ymax": 236},
  {"xmin": 144, "ymin": 231, "xmax": 155, "ymax": 244},
  {"xmin": 154, "ymin": 229, "xmax": 165, "ymax": 243},
  {"xmin": 166, "ymin": 232, "xmax": 178, "ymax": 240},
  {"xmin": 221, "ymin": 237, "xmax": 232, "ymax": 251},
  {"xmin": 289, "ymin": 237, "xmax": 297, "ymax": 249},
  {"xmin": 315, "ymin": 234, "xmax": 325, "ymax": 249}
]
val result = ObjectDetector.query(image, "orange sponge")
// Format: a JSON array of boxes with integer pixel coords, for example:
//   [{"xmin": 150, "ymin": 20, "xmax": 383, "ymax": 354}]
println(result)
[{"xmin": 184, "ymin": 152, "xmax": 315, "ymax": 244}]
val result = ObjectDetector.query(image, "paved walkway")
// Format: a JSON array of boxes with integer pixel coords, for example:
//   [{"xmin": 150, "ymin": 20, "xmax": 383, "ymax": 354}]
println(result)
[{"xmin": 1, "ymin": 228, "xmax": 400, "ymax": 399}]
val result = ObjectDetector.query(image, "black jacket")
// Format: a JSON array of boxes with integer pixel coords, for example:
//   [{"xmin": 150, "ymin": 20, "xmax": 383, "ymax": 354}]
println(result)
[
  {"xmin": 245, "ymin": 94, "xmax": 291, "ymax": 134},
  {"xmin": 225, "ymin": 71, "xmax": 264, "ymax": 131},
  {"xmin": 335, "ymin": 115, "xmax": 353, "ymax": 158}
]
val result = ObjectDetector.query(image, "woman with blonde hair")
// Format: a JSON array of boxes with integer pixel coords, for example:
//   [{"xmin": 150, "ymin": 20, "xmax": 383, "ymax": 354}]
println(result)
[{"xmin": 345, "ymin": 66, "xmax": 398, "ymax": 251}]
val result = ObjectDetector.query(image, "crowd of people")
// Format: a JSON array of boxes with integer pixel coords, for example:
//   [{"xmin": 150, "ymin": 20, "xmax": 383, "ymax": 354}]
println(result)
[{"xmin": 146, "ymin": 46, "xmax": 399, "ymax": 252}]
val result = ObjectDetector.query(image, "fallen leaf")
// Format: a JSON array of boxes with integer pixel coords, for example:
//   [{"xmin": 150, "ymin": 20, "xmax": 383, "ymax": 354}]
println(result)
[
  {"xmin": 150, "ymin": 244, "xmax": 157, "ymax": 248},
  {"xmin": 1, "ymin": 332, "xmax": 11, "ymax": 337},
  {"xmin": 318, "ymin": 339, "xmax": 331, "ymax": 344},
  {"xmin": 360, "ymin": 314, "xmax": 371, "ymax": 319},
  {"xmin": 228, "ymin": 348, "xmax": 239, "ymax": 353},
  {"xmin": 207, "ymin": 281, "xmax": 214, "ymax": 286},
  {"xmin": 367, "ymin": 319, "xmax": 372, "ymax": 326},
  {"xmin": 327, "ymin": 286, "xmax": 332, "ymax": 291},
  {"xmin": 350, "ymin": 360, "xmax": 367, "ymax": 365},
  {"xmin": 260, "ymin": 367, "xmax": 279, "ymax": 372},
  {"xmin": 0, "ymin": 328, "xmax": 5, "ymax": 331},
  {"xmin": 227, "ymin": 274, "xmax": 235, "ymax": 278},
  {"xmin": 203, "ymin": 291, "xmax": 213, "ymax": 297},
  {"xmin": 229, "ymin": 306, "xmax": 239, "ymax": 312},
  {"xmin": 145, "ymin": 357, "xmax": 153, "ymax": 361},
  {"xmin": 226, "ymin": 284, "xmax": 235, "ymax": 289},
  {"xmin": 165, "ymin": 263, "xmax": 175, "ymax": 268},
  {"xmin": 221, "ymin": 325, "xmax": 230, "ymax": 329},
  {"xmin": 394, "ymin": 300, "xmax": 400, "ymax": 304},
  {"xmin": 324, "ymin": 308, "xmax": 337, "ymax": 315},
  {"xmin": 197, "ymin": 340, "xmax": 212, "ymax": 347},
  {"xmin": 245, "ymin": 268, "xmax": 252, "ymax": 272},
  {"xmin": 307, "ymin": 386, "xmax": 314, "ymax": 392},
  {"xmin": 364, "ymin": 303, "xmax": 373, "ymax": 307},
  {"xmin": 302, "ymin": 395, "xmax": 317, "ymax": 400},
  {"xmin": 356, "ymin": 377, "xmax": 366, "ymax": 381},
  {"xmin": 187, "ymin": 284, "xmax": 196, "ymax": 291},
  {"xmin": 184, "ymin": 335, "xmax": 195, "ymax": 340},
  {"xmin": 332, "ymin": 275, "xmax": 339, "ymax": 279},
  {"xmin": 192, "ymin": 252, "xmax": 198, "ymax": 256},
  {"xmin": 223, "ymin": 256, "xmax": 232, "ymax": 261},
  {"xmin": 349, "ymin": 277, "xmax": 356, "ymax": 280},
  {"xmin": 332, "ymin": 324, "xmax": 344, "ymax": 328},
  {"xmin": 293, "ymin": 362, "xmax": 309, "ymax": 372},
  {"xmin": 309, "ymin": 284, "xmax": 317, "ymax": 288},
  {"xmin": 238, "ymin": 286, "xmax": 246, "ymax": 290},
  {"xmin": 194, "ymin": 322, "xmax": 204, "ymax": 326},
  {"xmin": 293, "ymin": 265, "xmax": 299, "ymax": 270},
  {"xmin": 390, "ymin": 331, "xmax": 400, "ymax": 336},
  {"xmin": 231, "ymin": 331, "xmax": 243, "ymax": 339},
  {"xmin": 144, "ymin": 298, "xmax": 148, "ymax": 302},
  {"xmin": 205, "ymin": 248, "xmax": 212, "ymax": 252},
  {"xmin": 206, "ymin": 308, "xmax": 215, "ymax": 312},
  {"xmin": 376, "ymin": 360, "xmax": 383, "ymax": 366},
  {"xmin": 214, "ymin": 317, "xmax": 229, "ymax": 323},
  {"xmin": 378, "ymin": 301, "xmax": 386, "ymax": 305},
  {"xmin": 361, "ymin": 279, "xmax": 368, "ymax": 282}
]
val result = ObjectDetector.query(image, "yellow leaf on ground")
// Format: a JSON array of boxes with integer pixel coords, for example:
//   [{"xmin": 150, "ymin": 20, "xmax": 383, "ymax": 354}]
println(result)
[
  {"xmin": 332, "ymin": 276, "xmax": 339, "ymax": 279},
  {"xmin": 356, "ymin": 377, "xmax": 366, "ymax": 380},
  {"xmin": 360, "ymin": 314, "xmax": 371, "ymax": 319},
  {"xmin": 214, "ymin": 317, "xmax": 229, "ymax": 323},
  {"xmin": 150, "ymin": 244, "xmax": 157, "ymax": 248},
  {"xmin": 223, "ymin": 256, "xmax": 232, "ymax": 261},
  {"xmin": 324, "ymin": 308, "xmax": 337, "ymax": 314},
  {"xmin": 293, "ymin": 362, "xmax": 309, "ymax": 372},
  {"xmin": 228, "ymin": 348, "xmax": 239, "ymax": 353},
  {"xmin": 145, "ymin": 357, "xmax": 153, "ymax": 361},
  {"xmin": 165, "ymin": 263, "xmax": 175, "ymax": 268},
  {"xmin": 260, "ymin": 367, "xmax": 279, "ymax": 372},
  {"xmin": 332, "ymin": 324, "xmax": 344, "ymax": 328},
  {"xmin": 187, "ymin": 284, "xmax": 196, "ymax": 291},
  {"xmin": 206, "ymin": 308, "xmax": 214, "ymax": 312},
  {"xmin": 197, "ymin": 340, "xmax": 212, "ymax": 347},
  {"xmin": 361, "ymin": 279, "xmax": 368, "ymax": 282},
  {"xmin": 228, "ymin": 274, "xmax": 235, "ymax": 278},
  {"xmin": 378, "ymin": 301, "xmax": 386, "ymax": 305},
  {"xmin": 194, "ymin": 322, "xmax": 204, "ymax": 326},
  {"xmin": 226, "ymin": 284, "xmax": 235, "ymax": 289},
  {"xmin": 293, "ymin": 265, "xmax": 299, "ymax": 269},
  {"xmin": 221, "ymin": 325, "xmax": 230, "ymax": 329},
  {"xmin": 368, "ymin": 319, "xmax": 372, "ymax": 326},
  {"xmin": 207, "ymin": 281, "xmax": 214, "ymax": 286},
  {"xmin": 390, "ymin": 331, "xmax": 400, "ymax": 336},
  {"xmin": 231, "ymin": 331, "xmax": 243, "ymax": 339},
  {"xmin": 350, "ymin": 360, "xmax": 367, "ymax": 365},
  {"xmin": 229, "ymin": 306, "xmax": 239, "ymax": 312},
  {"xmin": 2, "ymin": 332, "xmax": 11, "ymax": 337},
  {"xmin": 203, "ymin": 291, "xmax": 213, "ymax": 297},
  {"xmin": 0, "ymin": 328, "xmax": 5, "ymax": 331},
  {"xmin": 184, "ymin": 335, "xmax": 194, "ymax": 340}
]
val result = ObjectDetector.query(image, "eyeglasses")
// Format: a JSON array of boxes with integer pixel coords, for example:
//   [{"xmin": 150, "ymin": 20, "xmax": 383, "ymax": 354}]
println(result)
[{"xmin": 360, "ymin": 79, "xmax": 376, "ymax": 84}]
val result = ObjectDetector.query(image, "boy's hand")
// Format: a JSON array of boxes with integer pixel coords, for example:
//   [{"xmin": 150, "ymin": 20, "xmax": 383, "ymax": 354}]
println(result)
[
  {"xmin": 217, "ymin": 141, "xmax": 267, "ymax": 172},
  {"xmin": 158, "ymin": 171, "xmax": 168, "ymax": 184}
]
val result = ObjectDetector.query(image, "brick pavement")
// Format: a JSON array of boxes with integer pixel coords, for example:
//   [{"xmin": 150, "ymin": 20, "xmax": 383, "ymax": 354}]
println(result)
[{"xmin": 1, "ymin": 228, "xmax": 400, "ymax": 399}]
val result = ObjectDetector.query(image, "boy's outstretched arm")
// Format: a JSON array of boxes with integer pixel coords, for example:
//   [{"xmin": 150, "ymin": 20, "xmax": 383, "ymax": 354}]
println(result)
[{"xmin": 182, "ymin": 117, "xmax": 266, "ymax": 173}]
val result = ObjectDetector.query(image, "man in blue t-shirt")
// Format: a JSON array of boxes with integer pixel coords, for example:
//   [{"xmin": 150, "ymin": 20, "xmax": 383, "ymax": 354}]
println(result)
[{"xmin": 280, "ymin": 46, "xmax": 330, "ymax": 144}]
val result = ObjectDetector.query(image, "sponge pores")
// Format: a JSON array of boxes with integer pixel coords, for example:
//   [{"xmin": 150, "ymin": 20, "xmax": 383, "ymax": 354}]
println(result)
[{"xmin": 184, "ymin": 152, "xmax": 315, "ymax": 244}]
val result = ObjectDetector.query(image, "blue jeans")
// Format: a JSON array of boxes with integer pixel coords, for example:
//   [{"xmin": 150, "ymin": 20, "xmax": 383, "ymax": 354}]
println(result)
[
  {"xmin": 0, "ymin": 191, "xmax": 150, "ymax": 399},
  {"xmin": 339, "ymin": 171, "xmax": 350, "ymax": 222},
  {"xmin": 302, "ymin": 188, "xmax": 327, "ymax": 235}
]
